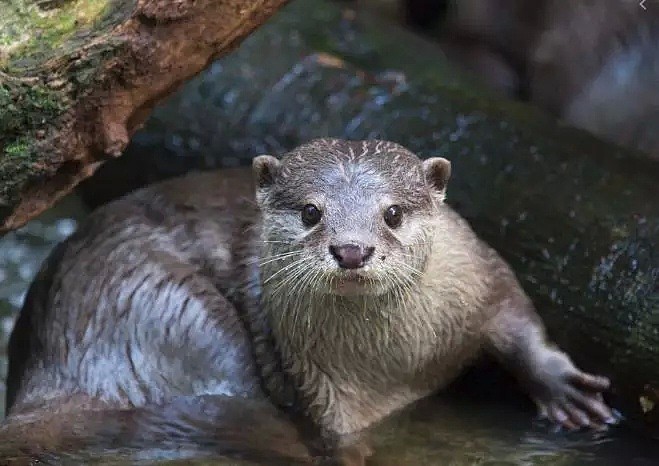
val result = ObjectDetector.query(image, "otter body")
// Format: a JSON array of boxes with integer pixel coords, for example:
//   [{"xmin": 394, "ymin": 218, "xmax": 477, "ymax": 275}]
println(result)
[
  {"xmin": 6, "ymin": 169, "xmax": 263, "ymax": 414},
  {"xmin": 7, "ymin": 139, "xmax": 615, "ymax": 448}
]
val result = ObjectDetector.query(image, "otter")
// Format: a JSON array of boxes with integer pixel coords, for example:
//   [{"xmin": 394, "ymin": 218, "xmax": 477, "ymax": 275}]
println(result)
[{"xmin": 6, "ymin": 139, "xmax": 616, "ymax": 461}]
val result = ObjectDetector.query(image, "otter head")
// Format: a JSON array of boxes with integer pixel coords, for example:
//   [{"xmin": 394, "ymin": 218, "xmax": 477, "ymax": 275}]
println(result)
[{"xmin": 252, "ymin": 138, "xmax": 450, "ymax": 298}]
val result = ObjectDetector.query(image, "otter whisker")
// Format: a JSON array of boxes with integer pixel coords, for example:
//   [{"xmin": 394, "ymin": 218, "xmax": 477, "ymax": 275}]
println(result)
[
  {"xmin": 386, "ymin": 264, "xmax": 417, "ymax": 313},
  {"xmin": 310, "ymin": 267, "xmax": 329, "ymax": 299},
  {"xmin": 262, "ymin": 257, "xmax": 311, "ymax": 285},
  {"xmin": 255, "ymin": 250, "xmax": 304, "ymax": 266},
  {"xmin": 294, "ymin": 266, "xmax": 324, "ymax": 341},
  {"xmin": 297, "ymin": 281, "xmax": 330, "ymax": 355},
  {"xmin": 266, "ymin": 263, "xmax": 309, "ymax": 291},
  {"xmin": 392, "ymin": 260, "xmax": 424, "ymax": 278},
  {"xmin": 391, "ymin": 275, "xmax": 406, "ymax": 312},
  {"xmin": 397, "ymin": 252, "xmax": 425, "ymax": 260},
  {"xmin": 269, "ymin": 264, "xmax": 312, "ymax": 343},
  {"xmin": 265, "ymin": 267, "xmax": 313, "ymax": 312},
  {"xmin": 268, "ymin": 258, "xmax": 314, "ymax": 297},
  {"xmin": 254, "ymin": 252, "xmax": 302, "ymax": 265},
  {"xmin": 394, "ymin": 267, "xmax": 419, "ymax": 295},
  {"xmin": 380, "ymin": 274, "xmax": 393, "ymax": 347},
  {"xmin": 275, "ymin": 260, "xmax": 322, "ymax": 345}
]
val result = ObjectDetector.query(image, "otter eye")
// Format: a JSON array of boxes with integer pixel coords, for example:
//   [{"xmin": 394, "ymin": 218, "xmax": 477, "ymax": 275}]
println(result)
[
  {"xmin": 384, "ymin": 205, "xmax": 403, "ymax": 228},
  {"xmin": 301, "ymin": 204, "xmax": 322, "ymax": 227}
]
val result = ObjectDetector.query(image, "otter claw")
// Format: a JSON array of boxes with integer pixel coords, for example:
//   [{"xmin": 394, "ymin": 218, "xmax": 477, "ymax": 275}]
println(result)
[
  {"xmin": 535, "ymin": 369, "xmax": 618, "ymax": 431},
  {"xmin": 569, "ymin": 372, "xmax": 611, "ymax": 392},
  {"xmin": 536, "ymin": 404, "xmax": 549, "ymax": 420},
  {"xmin": 549, "ymin": 405, "xmax": 568, "ymax": 424},
  {"xmin": 608, "ymin": 409, "xmax": 624, "ymax": 424}
]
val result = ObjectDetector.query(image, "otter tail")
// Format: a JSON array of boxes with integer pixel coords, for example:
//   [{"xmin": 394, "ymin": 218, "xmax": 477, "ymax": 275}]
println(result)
[{"xmin": 0, "ymin": 395, "xmax": 312, "ymax": 465}]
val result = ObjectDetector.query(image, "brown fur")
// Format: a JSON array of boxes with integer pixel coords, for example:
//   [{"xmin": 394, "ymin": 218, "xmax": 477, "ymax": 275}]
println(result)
[{"xmin": 6, "ymin": 138, "xmax": 616, "ymax": 461}]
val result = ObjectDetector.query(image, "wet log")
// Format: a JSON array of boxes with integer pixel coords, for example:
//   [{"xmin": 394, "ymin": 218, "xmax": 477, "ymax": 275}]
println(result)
[
  {"xmin": 84, "ymin": 0, "xmax": 659, "ymax": 437},
  {"xmin": 0, "ymin": 0, "xmax": 288, "ymax": 233}
]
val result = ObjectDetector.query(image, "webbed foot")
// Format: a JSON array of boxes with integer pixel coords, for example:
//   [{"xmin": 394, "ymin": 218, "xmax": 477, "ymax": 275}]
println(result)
[{"xmin": 532, "ymin": 364, "xmax": 620, "ymax": 430}]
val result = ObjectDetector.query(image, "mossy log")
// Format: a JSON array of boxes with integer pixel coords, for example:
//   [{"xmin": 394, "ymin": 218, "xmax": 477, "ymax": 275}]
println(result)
[
  {"xmin": 84, "ymin": 0, "xmax": 659, "ymax": 438},
  {"xmin": 0, "ymin": 0, "xmax": 288, "ymax": 233}
]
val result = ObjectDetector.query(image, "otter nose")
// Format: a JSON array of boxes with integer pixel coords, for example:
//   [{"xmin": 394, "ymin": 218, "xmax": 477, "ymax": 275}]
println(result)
[{"xmin": 329, "ymin": 244, "xmax": 375, "ymax": 269}]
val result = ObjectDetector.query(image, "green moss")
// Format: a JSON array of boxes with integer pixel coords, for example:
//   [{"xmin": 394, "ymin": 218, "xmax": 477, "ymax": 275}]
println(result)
[
  {"xmin": 1, "ymin": 0, "xmax": 134, "ymax": 73},
  {"xmin": 0, "ymin": 78, "xmax": 63, "ymax": 154},
  {"xmin": 0, "ymin": 0, "xmax": 132, "ymax": 151},
  {"xmin": 1, "ymin": 137, "xmax": 39, "ymax": 167},
  {"xmin": 0, "ymin": 0, "xmax": 135, "ymax": 219},
  {"xmin": 0, "ymin": 79, "xmax": 64, "ymax": 135},
  {"xmin": 0, "ymin": 136, "xmax": 43, "ymax": 212},
  {"xmin": 4, "ymin": 139, "xmax": 29, "ymax": 157},
  {"xmin": 0, "ymin": 77, "xmax": 64, "ymax": 210}
]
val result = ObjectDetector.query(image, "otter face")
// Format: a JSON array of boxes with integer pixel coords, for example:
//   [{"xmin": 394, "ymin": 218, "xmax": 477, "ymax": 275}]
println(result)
[{"xmin": 253, "ymin": 139, "xmax": 450, "ymax": 298}]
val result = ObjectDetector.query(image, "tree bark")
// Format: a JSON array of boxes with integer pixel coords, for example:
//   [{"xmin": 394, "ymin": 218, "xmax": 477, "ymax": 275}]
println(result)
[{"xmin": 0, "ymin": 0, "xmax": 288, "ymax": 233}]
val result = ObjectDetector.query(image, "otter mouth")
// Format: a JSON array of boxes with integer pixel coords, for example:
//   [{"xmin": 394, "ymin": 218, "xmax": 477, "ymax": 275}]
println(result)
[
  {"xmin": 338, "ymin": 270, "xmax": 367, "ymax": 280},
  {"xmin": 330, "ymin": 270, "xmax": 374, "ymax": 295}
]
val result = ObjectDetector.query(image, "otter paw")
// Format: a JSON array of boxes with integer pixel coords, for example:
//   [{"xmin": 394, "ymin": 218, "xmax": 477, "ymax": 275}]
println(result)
[{"xmin": 534, "ymin": 371, "xmax": 620, "ymax": 431}]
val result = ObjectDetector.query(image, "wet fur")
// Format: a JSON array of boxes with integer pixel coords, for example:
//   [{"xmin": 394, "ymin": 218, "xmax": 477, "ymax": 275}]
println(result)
[{"xmin": 6, "ymin": 139, "xmax": 615, "ymax": 457}]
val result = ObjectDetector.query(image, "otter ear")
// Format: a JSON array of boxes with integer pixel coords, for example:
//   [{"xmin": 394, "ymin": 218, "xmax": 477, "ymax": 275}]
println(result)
[
  {"xmin": 252, "ymin": 155, "xmax": 281, "ymax": 188},
  {"xmin": 422, "ymin": 157, "xmax": 451, "ymax": 194}
]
